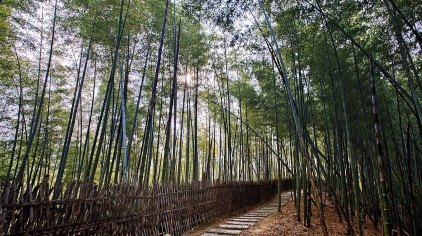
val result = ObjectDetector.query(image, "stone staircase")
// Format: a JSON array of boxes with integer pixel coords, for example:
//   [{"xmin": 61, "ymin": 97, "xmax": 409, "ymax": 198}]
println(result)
[{"xmin": 201, "ymin": 191, "xmax": 292, "ymax": 235}]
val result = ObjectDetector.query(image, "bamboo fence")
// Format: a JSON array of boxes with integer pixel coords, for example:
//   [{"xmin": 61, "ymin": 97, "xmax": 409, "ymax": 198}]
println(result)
[{"xmin": 0, "ymin": 177, "xmax": 292, "ymax": 235}]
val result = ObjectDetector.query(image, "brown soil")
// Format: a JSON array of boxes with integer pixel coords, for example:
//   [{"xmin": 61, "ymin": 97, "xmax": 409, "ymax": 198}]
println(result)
[{"xmin": 242, "ymin": 199, "xmax": 381, "ymax": 236}]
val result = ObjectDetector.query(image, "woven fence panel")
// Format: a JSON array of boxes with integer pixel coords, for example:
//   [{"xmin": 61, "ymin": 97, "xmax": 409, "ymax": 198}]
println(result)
[{"xmin": 0, "ymin": 178, "xmax": 292, "ymax": 235}]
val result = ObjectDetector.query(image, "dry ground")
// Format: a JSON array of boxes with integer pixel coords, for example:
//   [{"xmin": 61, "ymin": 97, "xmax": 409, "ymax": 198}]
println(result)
[{"xmin": 241, "ymin": 199, "xmax": 381, "ymax": 236}]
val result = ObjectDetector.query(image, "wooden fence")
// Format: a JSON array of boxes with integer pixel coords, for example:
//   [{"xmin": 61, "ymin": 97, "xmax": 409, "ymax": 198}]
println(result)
[{"xmin": 0, "ymin": 177, "xmax": 292, "ymax": 235}]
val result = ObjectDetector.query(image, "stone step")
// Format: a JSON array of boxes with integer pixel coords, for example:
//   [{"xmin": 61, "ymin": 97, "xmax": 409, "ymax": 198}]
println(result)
[
  {"xmin": 206, "ymin": 228, "xmax": 242, "ymax": 235},
  {"xmin": 249, "ymin": 211, "xmax": 272, "ymax": 214},
  {"xmin": 199, "ymin": 191, "xmax": 292, "ymax": 236},
  {"xmin": 238, "ymin": 216, "xmax": 264, "ymax": 220},
  {"xmin": 244, "ymin": 213, "xmax": 269, "ymax": 217},
  {"xmin": 255, "ymin": 209, "xmax": 276, "ymax": 212},
  {"xmin": 237, "ymin": 217, "xmax": 265, "ymax": 222},
  {"xmin": 254, "ymin": 212, "xmax": 274, "ymax": 215},
  {"xmin": 226, "ymin": 221, "xmax": 256, "ymax": 226},
  {"xmin": 246, "ymin": 214, "xmax": 270, "ymax": 217},
  {"xmin": 218, "ymin": 224, "xmax": 251, "ymax": 230},
  {"xmin": 232, "ymin": 218, "xmax": 259, "ymax": 222},
  {"xmin": 253, "ymin": 210, "xmax": 274, "ymax": 213}
]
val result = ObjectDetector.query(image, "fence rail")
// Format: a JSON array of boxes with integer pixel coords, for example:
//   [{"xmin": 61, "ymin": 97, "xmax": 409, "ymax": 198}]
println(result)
[{"xmin": 0, "ymin": 177, "xmax": 292, "ymax": 235}]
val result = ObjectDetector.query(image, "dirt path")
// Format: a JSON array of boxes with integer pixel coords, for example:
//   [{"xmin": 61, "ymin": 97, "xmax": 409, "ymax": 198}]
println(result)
[{"xmin": 188, "ymin": 191, "xmax": 292, "ymax": 236}]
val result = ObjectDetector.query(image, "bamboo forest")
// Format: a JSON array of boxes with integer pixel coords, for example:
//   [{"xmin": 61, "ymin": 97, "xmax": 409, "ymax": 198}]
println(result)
[{"xmin": 0, "ymin": 0, "xmax": 421, "ymax": 235}]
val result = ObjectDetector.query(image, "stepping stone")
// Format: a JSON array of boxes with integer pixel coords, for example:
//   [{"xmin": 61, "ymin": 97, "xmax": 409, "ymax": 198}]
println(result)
[
  {"xmin": 232, "ymin": 218, "xmax": 259, "ymax": 222},
  {"xmin": 238, "ymin": 216, "xmax": 263, "ymax": 220},
  {"xmin": 267, "ymin": 204, "xmax": 285, "ymax": 207},
  {"xmin": 206, "ymin": 228, "xmax": 242, "ymax": 235},
  {"xmin": 250, "ymin": 211, "xmax": 275, "ymax": 216},
  {"xmin": 250, "ymin": 211, "xmax": 272, "ymax": 214},
  {"xmin": 247, "ymin": 214, "xmax": 270, "ymax": 217},
  {"xmin": 254, "ymin": 212, "xmax": 274, "ymax": 215},
  {"xmin": 219, "ymin": 224, "xmax": 250, "ymax": 230},
  {"xmin": 244, "ymin": 213, "xmax": 269, "ymax": 217},
  {"xmin": 255, "ymin": 211, "xmax": 274, "ymax": 214},
  {"xmin": 226, "ymin": 221, "xmax": 256, "ymax": 226},
  {"xmin": 240, "ymin": 215, "xmax": 263, "ymax": 217}
]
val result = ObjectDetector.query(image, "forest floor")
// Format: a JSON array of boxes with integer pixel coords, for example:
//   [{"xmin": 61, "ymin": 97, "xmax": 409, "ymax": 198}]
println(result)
[{"xmin": 241, "ymin": 198, "xmax": 382, "ymax": 236}]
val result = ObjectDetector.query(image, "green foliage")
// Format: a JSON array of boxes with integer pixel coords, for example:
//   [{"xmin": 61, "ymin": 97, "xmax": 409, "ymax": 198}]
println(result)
[{"xmin": 0, "ymin": 2, "xmax": 14, "ymax": 80}]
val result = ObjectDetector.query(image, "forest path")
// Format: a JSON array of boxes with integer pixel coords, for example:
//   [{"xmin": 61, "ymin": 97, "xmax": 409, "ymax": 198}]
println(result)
[{"xmin": 200, "ymin": 191, "xmax": 292, "ymax": 236}]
